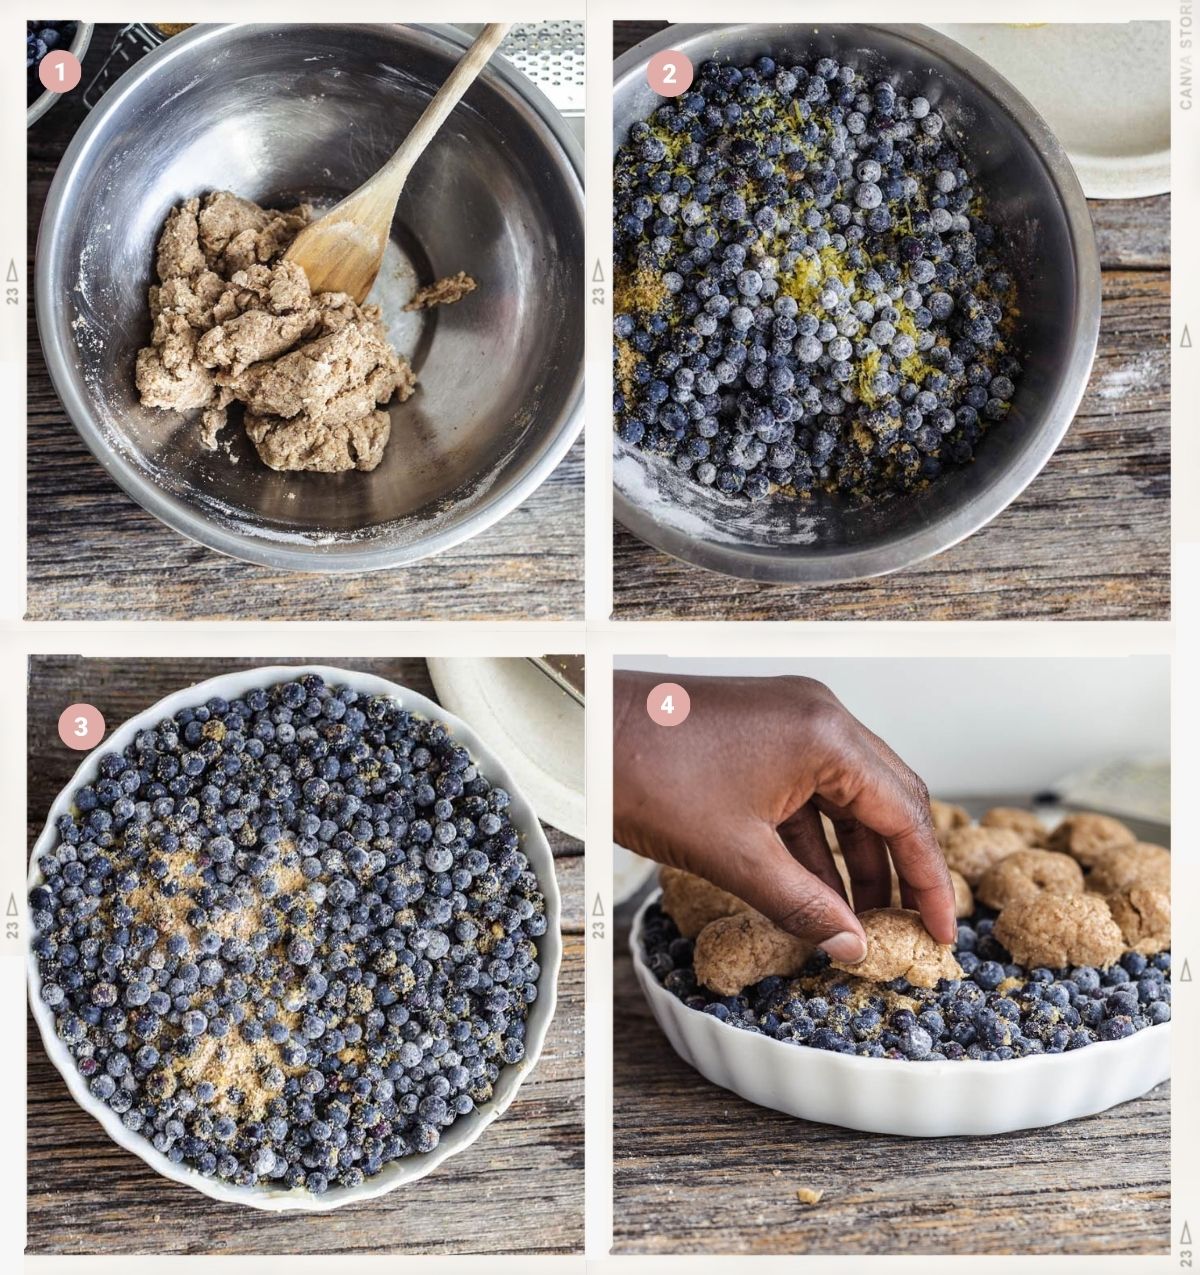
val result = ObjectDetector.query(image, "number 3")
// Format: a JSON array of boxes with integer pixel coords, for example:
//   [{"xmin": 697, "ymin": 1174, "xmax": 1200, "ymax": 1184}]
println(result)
[{"xmin": 74, "ymin": 716, "xmax": 89, "ymax": 738}]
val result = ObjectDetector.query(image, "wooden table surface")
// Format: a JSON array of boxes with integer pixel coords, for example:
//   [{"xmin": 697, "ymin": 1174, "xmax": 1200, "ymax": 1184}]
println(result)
[
  {"xmin": 26, "ymin": 657, "xmax": 583, "ymax": 1255},
  {"xmin": 613, "ymin": 909, "xmax": 1169, "ymax": 1256},
  {"xmin": 26, "ymin": 25, "xmax": 583, "ymax": 623},
  {"xmin": 612, "ymin": 23, "xmax": 1170, "ymax": 621}
]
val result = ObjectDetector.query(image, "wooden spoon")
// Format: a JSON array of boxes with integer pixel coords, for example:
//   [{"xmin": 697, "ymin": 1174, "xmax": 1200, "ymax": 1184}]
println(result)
[{"xmin": 286, "ymin": 23, "xmax": 511, "ymax": 302}]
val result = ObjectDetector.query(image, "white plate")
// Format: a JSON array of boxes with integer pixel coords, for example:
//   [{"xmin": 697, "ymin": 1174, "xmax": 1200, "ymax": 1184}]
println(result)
[
  {"xmin": 427, "ymin": 658, "xmax": 584, "ymax": 841},
  {"xmin": 631, "ymin": 892, "xmax": 1169, "ymax": 1137},
  {"xmin": 28, "ymin": 665, "xmax": 562, "ymax": 1211},
  {"xmin": 935, "ymin": 23, "xmax": 1170, "ymax": 199}
]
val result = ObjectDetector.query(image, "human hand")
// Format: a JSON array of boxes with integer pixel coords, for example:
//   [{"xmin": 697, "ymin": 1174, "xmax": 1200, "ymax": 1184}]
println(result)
[{"xmin": 614, "ymin": 672, "xmax": 957, "ymax": 962}]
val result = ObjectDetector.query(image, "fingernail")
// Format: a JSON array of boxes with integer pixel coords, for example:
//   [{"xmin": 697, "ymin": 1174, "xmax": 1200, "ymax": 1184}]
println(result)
[{"xmin": 820, "ymin": 931, "xmax": 867, "ymax": 963}]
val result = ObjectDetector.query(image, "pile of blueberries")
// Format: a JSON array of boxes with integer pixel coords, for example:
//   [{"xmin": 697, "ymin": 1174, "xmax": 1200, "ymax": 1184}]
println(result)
[
  {"xmin": 27, "ymin": 22, "xmax": 75, "ymax": 103},
  {"xmin": 641, "ymin": 904, "xmax": 1170, "ymax": 1061},
  {"xmin": 30, "ymin": 674, "xmax": 548, "ymax": 1193},
  {"xmin": 613, "ymin": 53, "xmax": 1022, "ymax": 502}
]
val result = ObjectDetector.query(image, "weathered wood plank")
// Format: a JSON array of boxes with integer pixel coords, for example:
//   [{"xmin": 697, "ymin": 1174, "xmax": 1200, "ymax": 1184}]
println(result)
[{"xmin": 26, "ymin": 655, "xmax": 583, "ymax": 1254}]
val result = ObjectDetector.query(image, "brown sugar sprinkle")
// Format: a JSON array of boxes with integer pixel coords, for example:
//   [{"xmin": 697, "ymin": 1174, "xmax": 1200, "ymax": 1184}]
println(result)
[
  {"xmin": 786, "ymin": 968, "xmax": 921, "ymax": 1018},
  {"xmin": 114, "ymin": 841, "xmax": 321, "ymax": 1113},
  {"xmin": 614, "ymin": 265, "xmax": 670, "ymax": 316},
  {"xmin": 162, "ymin": 1030, "xmax": 295, "ymax": 1120},
  {"xmin": 614, "ymin": 339, "xmax": 640, "ymax": 401}
]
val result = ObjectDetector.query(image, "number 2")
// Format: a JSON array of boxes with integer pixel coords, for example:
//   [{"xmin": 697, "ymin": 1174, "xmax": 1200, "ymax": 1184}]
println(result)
[{"xmin": 662, "ymin": 62, "xmax": 677, "ymax": 85}]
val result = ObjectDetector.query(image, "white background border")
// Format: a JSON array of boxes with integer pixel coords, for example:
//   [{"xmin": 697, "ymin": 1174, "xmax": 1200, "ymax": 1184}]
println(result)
[{"xmin": 2, "ymin": 0, "xmax": 1192, "ymax": 1268}]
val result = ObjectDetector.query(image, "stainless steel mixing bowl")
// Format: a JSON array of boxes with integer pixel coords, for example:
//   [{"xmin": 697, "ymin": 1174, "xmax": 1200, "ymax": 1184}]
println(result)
[
  {"xmin": 37, "ymin": 23, "xmax": 583, "ymax": 572},
  {"xmin": 613, "ymin": 24, "xmax": 1101, "ymax": 584}
]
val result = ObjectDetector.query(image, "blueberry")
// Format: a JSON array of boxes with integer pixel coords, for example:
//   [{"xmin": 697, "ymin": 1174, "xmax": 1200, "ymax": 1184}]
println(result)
[
  {"xmin": 1071, "ymin": 966, "xmax": 1101, "ymax": 993},
  {"xmin": 974, "ymin": 961, "xmax": 1005, "ymax": 991},
  {"xmin": 900, "ymin": 1025, "xmax": 933, "ymax": 1059},
  {"xmin": 1099, "ymin": 1016, "xmax": 1135, "ymax": 1041},
  {"xmin": 612, "ymin": 51, "xmax": 1023, "ymax": 501}
]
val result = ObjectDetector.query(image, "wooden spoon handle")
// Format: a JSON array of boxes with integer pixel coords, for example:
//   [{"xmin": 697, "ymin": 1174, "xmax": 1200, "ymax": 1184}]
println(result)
[{"xmin": 381, "ymin": 23, "xmax": 512, "ymax": 189}]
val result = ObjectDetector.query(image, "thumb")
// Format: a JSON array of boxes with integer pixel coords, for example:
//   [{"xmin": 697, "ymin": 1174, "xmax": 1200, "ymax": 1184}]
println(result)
[{"xmin": 709, "ymin": 823, "xmax": 869, "ymax": 963}]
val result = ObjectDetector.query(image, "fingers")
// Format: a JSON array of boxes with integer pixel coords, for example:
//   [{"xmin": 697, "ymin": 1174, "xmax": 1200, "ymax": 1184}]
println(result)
[
  {"xmin": 829, "ymin": 816, "xmax": 893, "ymax": 912},
  {"xmin": 777, "ymin": 804, "xmax": 848, "ymax": 904},
  {"xmin": 714, "ymin": 821, "xmax": 868, "ymax": 962},
  {"xmin": 812, "ymin": 720, "xmax": 957, "ymax": 945}
]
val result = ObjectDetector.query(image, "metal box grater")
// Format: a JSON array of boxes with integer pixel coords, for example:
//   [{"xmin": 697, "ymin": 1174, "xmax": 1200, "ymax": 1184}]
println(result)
[
  {"xmin": 457, "ymin": 21, "xmax": 585, "ymax": 134},
  {"xmin": 87, "ymin": 23, "xmax": 586, "ymax": 127},
  {"xmin": 496, "ymin": 22, "xmax": 585, "ymax": 117}
]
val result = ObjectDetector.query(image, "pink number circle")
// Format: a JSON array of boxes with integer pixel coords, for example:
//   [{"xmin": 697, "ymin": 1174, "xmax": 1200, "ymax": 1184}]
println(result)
[
  {"xmin": 647, "ymin": 50, "xmax": 694, "ymax": 98},
  {"xmin": 646, "ymin": 682, "xmax": 691, "ymax": 727},
  {"xmin": 58, "ymin": 703, "xmax": 104, "ymax": 750},
  {"xmin": 39, "ymin": 51, "xmax": 82, "ymax": 94}
]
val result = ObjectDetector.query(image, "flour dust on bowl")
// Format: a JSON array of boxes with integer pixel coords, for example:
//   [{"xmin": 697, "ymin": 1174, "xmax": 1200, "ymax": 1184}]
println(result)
[
  {"xmin": 612, "ymin": 24, "xmax": 1100, "ymax": 583},
  {"xmin": 36, "ymin": 24, "xmax": 583, "ymax": 572},
  {"xmin": 630, "ymin": 895, "xmax": 1168, "ymax": 1137},
  {"xmin": 27, "ymin": 665, "xmax": 562, "ymax": 1210}
]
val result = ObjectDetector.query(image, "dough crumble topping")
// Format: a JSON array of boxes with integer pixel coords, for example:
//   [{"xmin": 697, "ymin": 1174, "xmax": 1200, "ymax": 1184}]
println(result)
[
  {"xmin": 403, "ymin": 271, "xmax": 478, "ymax": 312},
  {"xmin": 135, "ymin": 191, "xmax": 426, "ymax": 473}
]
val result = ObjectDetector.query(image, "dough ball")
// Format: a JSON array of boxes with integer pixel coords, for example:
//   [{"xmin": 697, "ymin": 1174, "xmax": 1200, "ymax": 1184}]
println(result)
[
  {"xmin": 693, "ymin": 913, "xmax": 811, "ymax": 997},
  {"xmin": 941, "ymin": 826, "xmax": 1027, "ymax": 887},
  {"xmin": 659, "ymin": 866, "xmax": 753, "ymax": 939},
  {"xmin": 976, "ymin": 848, "xmax": 1085, "ymax": 911},
  {"xmin": 980, "ymin": 806, "xmax": 1048, "ymax": 846},
  {"xmin": 950, "ymin": 868, "xmax": 974, "ymax": 918},
  {"xmin": 828, "ymin": 907, "xmax": 962, "ymax": 989},
  {"xmin": 1106, "ymin": 888, "xmax": 1171, "ymax": 957},
  {"xmin": 1086, "ymin": 842, "xmax": 1171, "ymax": 896},
  {"xmin": 930, "ymin": 799, "xmax": 971, "ymax": 838},
  {"xmin": 1047, "ymin": 812, "xmax": 1136, "ymax": 868},
  {"xmin": 993, "ymin": 892, "xmax": 1125, "ymax": 970}
]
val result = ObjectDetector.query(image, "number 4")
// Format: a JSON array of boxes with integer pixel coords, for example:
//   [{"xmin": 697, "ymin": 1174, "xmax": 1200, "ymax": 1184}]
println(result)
[{"xmin": 660, "ymin": 695, "xmax": 674, "ymax": 715}]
